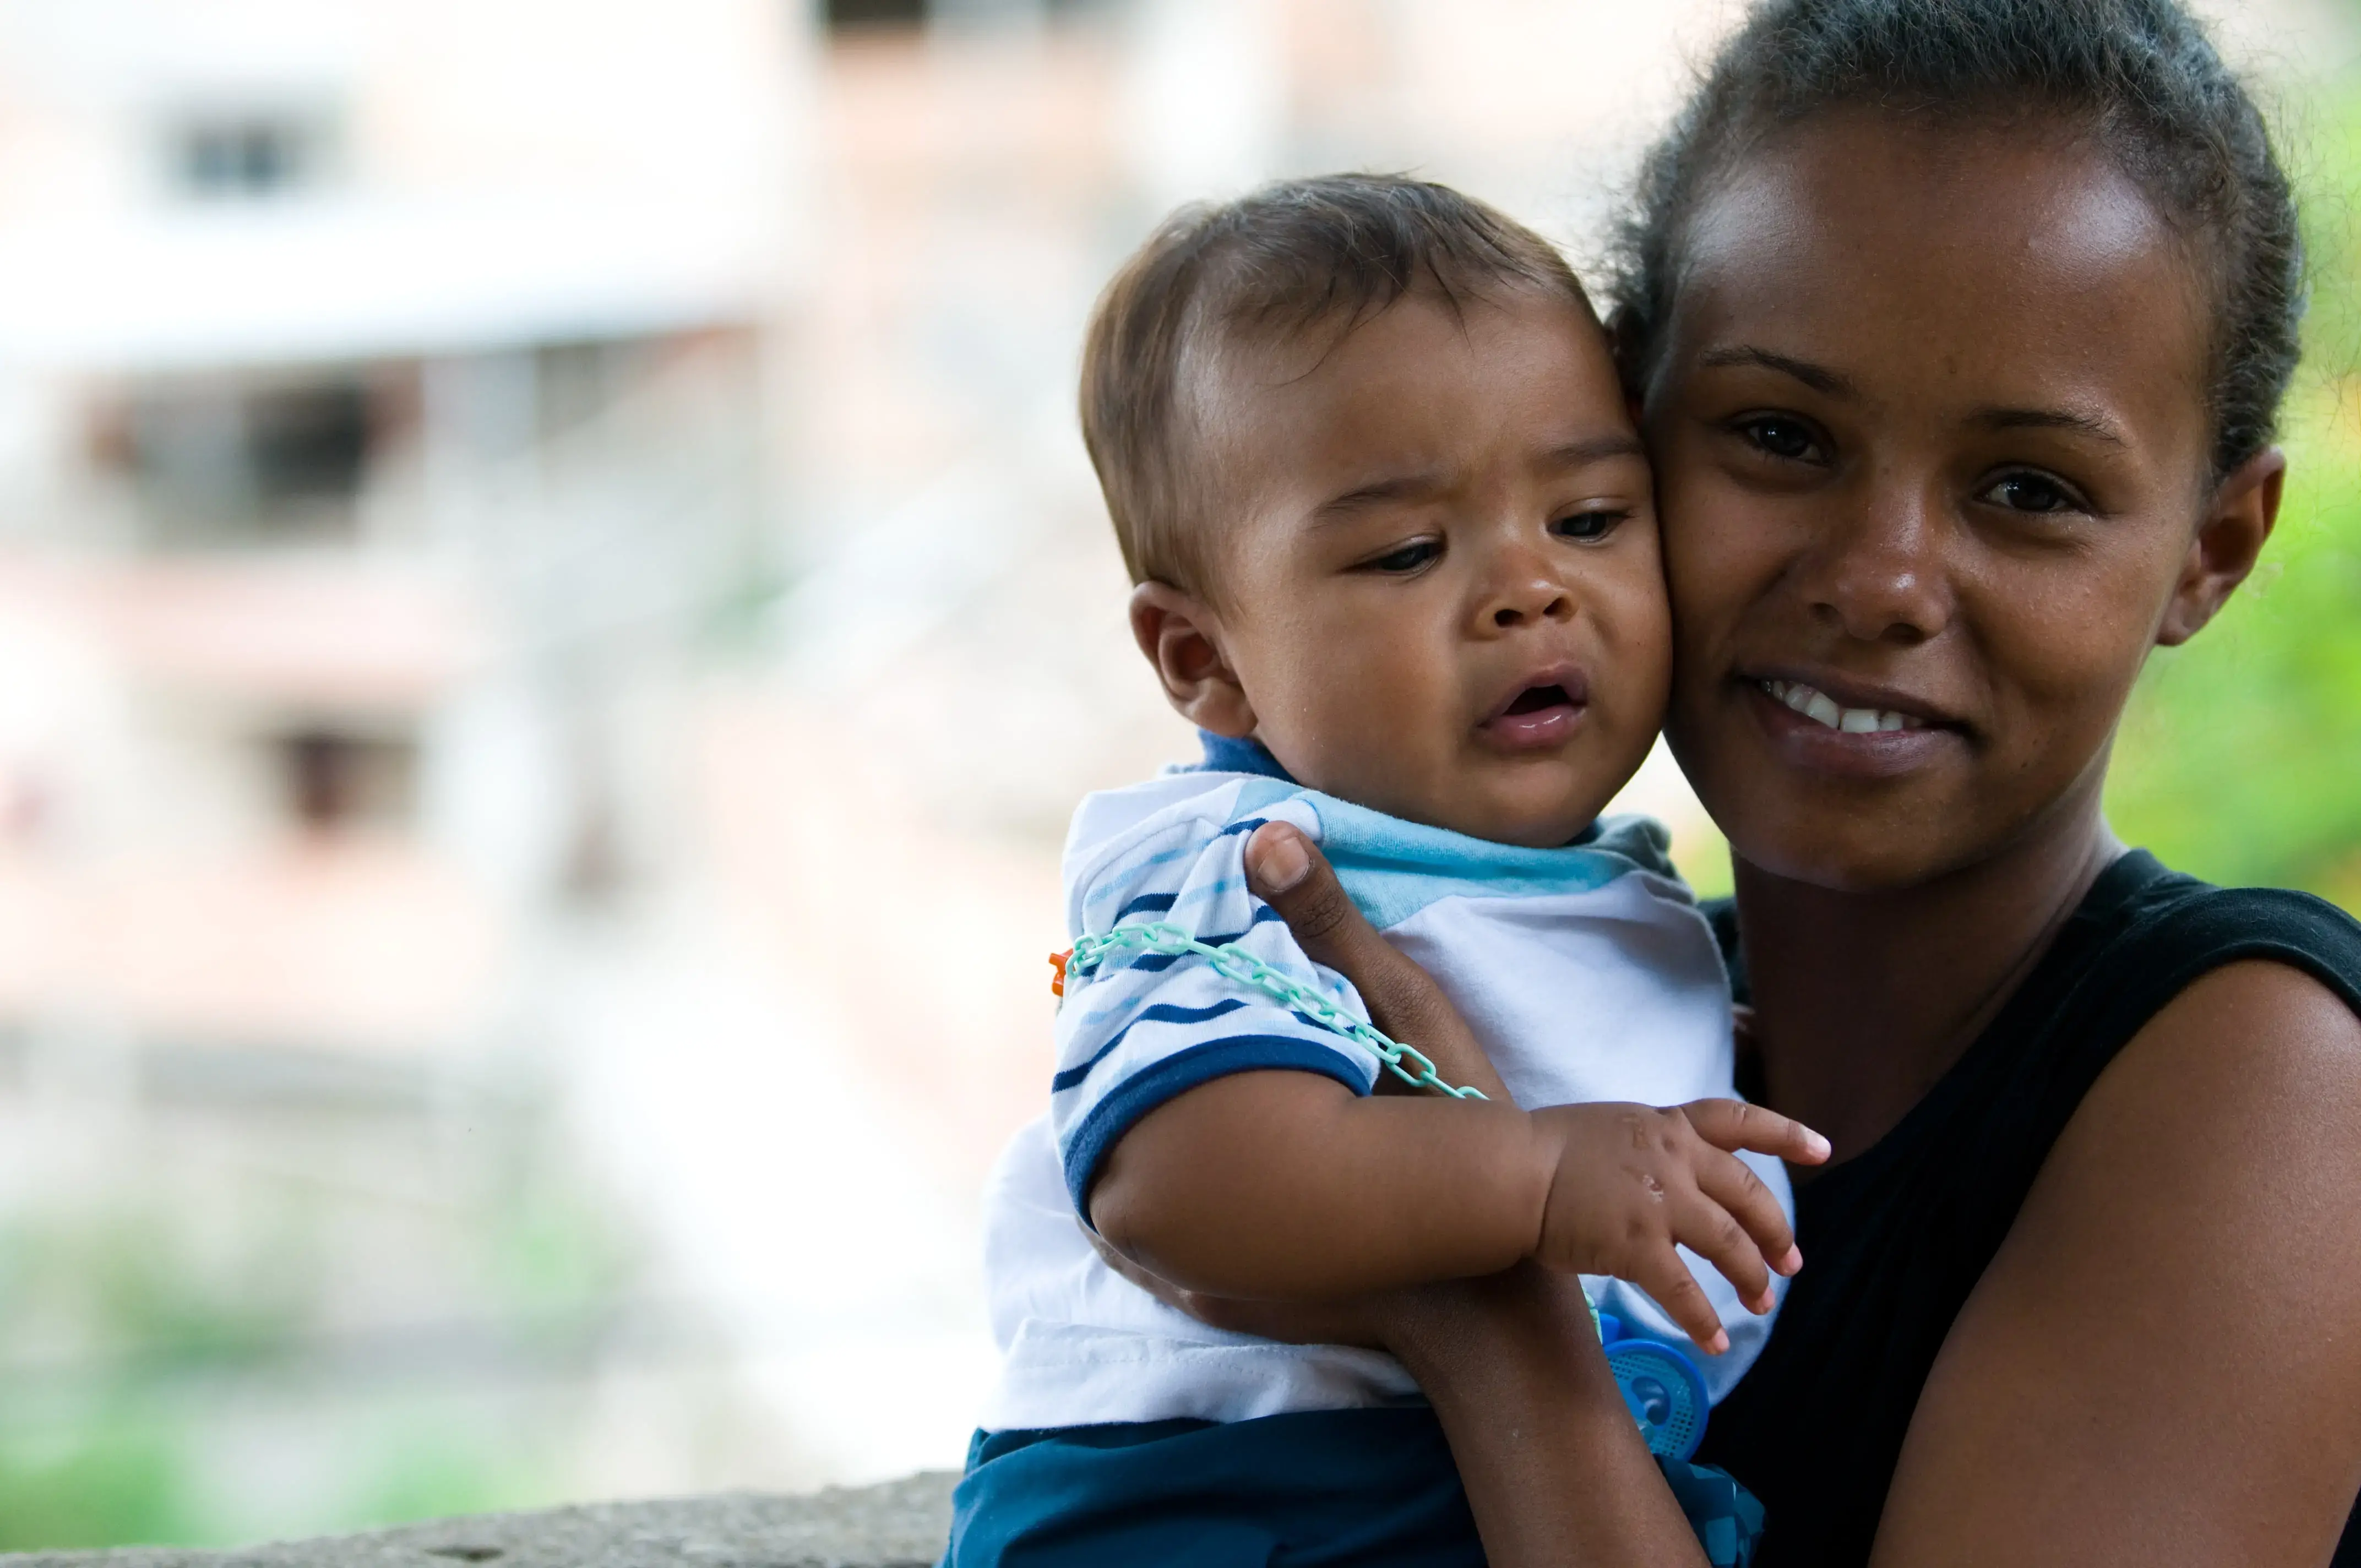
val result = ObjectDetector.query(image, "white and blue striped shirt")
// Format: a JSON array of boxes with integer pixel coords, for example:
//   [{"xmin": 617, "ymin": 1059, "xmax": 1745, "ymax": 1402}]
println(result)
[{"xmin": 980, "ymin": 735, "xmax": 1792, "ymax": 1431}]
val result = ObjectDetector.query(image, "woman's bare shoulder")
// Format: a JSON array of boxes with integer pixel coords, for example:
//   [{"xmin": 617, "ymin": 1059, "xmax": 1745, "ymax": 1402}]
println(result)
[
  {"xmin": 1867, "ymin": 961, "xmax": 2361, "ymax": 1566},
  {"xmin": 2101, "ymin": 957, "xmax": 2361, "ymax": 1153}
]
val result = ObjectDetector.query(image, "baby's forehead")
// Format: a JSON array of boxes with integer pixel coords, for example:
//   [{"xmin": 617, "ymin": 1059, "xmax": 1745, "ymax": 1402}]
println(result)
[{"xmin": 1182, "ymin": 286, "xmax": 1630, "ymax": 495}]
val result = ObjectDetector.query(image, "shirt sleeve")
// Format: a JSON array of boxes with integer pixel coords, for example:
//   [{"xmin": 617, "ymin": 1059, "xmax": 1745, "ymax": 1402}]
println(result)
[{"xmin": 1048, "ymin": 790, "xmax": 1380, "ymax": 1214}]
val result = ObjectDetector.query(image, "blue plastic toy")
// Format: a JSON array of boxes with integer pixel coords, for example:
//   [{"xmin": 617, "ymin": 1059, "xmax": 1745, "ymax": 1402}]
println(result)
[{"xmin": 1598, "ymin": 1313, "xmax": 1710, "ymax": 1462}]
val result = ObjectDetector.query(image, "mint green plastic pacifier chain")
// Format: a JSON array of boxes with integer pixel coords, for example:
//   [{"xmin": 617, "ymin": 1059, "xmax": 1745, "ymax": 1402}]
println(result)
[
  {"xmin": 1060, "ymin": 922, "xmax": 1612, "ymax": 1339},
  {"xmin": 1062, "ymin": 921, "xmax": 1489, "ymax": 1099}
]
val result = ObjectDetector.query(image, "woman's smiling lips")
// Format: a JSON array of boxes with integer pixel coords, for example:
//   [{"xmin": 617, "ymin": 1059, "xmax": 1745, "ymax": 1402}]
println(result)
[
  {"xmin": 1478, "ymin": 665, "xmax": 1591, "ymax": 750},
  {"xmin": 1740, "ymin": 669, "xmax": 1966, "ymax": 778}
]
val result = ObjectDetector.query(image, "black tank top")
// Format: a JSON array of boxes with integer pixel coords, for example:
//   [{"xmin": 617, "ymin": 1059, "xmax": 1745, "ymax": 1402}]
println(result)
[{"xmin": 1696, "ymin": 850, "xmax": 2361, "ymax": 1567}]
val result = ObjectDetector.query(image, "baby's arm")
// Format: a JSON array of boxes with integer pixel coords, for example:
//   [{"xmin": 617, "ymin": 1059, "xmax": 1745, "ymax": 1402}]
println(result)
[{"xmin": 1090, "ymin": 1074, "xmax": 1823, "ymax": 1353}]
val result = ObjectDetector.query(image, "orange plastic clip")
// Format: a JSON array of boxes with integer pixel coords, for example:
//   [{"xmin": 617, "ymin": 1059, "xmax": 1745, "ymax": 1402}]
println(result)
[{"xmin": 1049, "ymin": 949, "xmax": 1071, "ymax": 998}]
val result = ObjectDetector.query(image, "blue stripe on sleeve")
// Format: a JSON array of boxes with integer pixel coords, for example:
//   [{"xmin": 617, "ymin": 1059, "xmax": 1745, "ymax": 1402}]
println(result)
[
  {"xmin": 1049, "ymin": 998, "xmax": 1253, "ymax": 1093},
  {"xmin": 1060, "ymin": 1035, "xmax": 1373, "ymax": 1212},
  {"xmin": 1116, "ymin": 905, "xmax": 1286, "ymax": 973},
  {"xmin": 1112, "ymin": 891, "xmax": 1178, "ymax": 923}
]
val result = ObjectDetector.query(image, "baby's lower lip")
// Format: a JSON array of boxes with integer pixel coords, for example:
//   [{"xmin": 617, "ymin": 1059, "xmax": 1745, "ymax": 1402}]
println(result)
[{"xmin": 1479, "ymin": 700, "xmax": 1584, "ymax": 749}]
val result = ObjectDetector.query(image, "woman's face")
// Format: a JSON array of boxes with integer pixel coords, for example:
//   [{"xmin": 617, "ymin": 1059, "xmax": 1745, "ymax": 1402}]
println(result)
[{"xmin": 1646, "ymin": 107, "xmax": 2276, "ymax": 891}]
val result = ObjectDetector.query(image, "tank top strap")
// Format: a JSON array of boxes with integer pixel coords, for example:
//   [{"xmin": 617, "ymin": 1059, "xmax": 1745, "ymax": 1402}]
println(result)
[{"xmin": 1989, "ymin": 852, "xmax": 2361, "ymax": 1182}]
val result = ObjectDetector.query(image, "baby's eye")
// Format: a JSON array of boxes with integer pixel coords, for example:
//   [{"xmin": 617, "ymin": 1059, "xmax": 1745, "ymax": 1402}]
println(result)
[
  {"xmin": 1737, "ymin": 415, "xmax": 1825, "ymax": 464},
  {"xmin": 1977, "ymin": 470, "xmax": 2087, "ymax": 515},
  {"xmin": 1362, "ymin": 538, "xmax": 1441, "ymax": 573},
  {"xmin": 1553, "ymin": 509, "xmax": 1628, "ymax": 541}
]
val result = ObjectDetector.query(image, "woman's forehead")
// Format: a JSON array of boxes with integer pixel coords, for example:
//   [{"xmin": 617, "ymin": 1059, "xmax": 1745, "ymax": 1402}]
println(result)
[{"xmin": 1658, "ymin": 110, "xmax": 2212, "ymax": 453}]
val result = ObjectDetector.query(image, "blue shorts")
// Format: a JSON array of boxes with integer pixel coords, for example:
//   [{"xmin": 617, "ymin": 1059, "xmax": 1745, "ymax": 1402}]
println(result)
[{"xmin": 943, "ymin": 1407, "xmax": 1764, "ymax": 1567}]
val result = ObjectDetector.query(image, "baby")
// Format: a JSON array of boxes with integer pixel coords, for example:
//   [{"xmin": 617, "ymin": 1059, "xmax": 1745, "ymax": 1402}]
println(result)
[{"xmin": 949, "ymin": 175, "xmax": 1826, "ymax": 1567}]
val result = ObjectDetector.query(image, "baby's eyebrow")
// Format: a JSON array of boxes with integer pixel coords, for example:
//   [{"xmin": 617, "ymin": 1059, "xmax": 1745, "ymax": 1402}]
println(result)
[
  {"xmin": 1542, "ymin": 434, "xmax": 1648, "ymax": 469},
  {"xmin": 1310, "ymin": 434, "xmax": 1647, "ymax": 523},
  {"xmin": 1312, "ymin": 470, "xmax": 1449, "ymax": 520}
]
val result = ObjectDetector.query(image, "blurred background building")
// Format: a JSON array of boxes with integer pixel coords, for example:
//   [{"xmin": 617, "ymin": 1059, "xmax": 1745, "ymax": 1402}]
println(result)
[{"xmin": 0, "ymin": 0, "xmax": 2353, "ymax": 1548}]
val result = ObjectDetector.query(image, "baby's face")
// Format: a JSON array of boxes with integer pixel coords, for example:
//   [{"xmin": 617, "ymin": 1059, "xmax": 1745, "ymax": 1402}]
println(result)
[{"xmin": 1197, "ymin": 287, "xmax": 1670, "ymax": 847}]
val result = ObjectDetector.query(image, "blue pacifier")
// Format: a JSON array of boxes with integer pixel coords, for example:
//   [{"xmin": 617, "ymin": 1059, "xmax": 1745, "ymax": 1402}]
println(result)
[{"xmin": 1598, "ymin": 1313, "xmax": 1710, "ymax": 1462}]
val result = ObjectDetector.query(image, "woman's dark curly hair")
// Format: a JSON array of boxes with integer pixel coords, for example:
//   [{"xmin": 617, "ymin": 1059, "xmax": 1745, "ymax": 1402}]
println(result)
[{"xmin": 1608, "ymin": 0, "xmax": 2305, "ymax": 478}]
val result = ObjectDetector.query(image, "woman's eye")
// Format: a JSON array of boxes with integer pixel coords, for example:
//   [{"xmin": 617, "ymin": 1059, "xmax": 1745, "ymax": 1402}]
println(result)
[
  {"xmin": 1737, "ymin": 415, "xmax": 1824, "ymax": 464},
  {"xmin": 1363, "ymin": 538, "xmax": 1441, "ymax": 573},
  {"xmin": 1978, "ymin": 471, "xmax": 2086, "ymax": 515},
  {"xmin": 1553, "ymin": 509, "xmax": 1626, "ymax": 541}
]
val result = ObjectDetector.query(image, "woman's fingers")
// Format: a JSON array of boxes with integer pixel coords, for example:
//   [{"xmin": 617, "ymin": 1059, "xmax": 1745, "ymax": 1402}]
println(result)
[
  {"xmin": 1690, "ymin": 1145, "xmax": 1802, "ymax": 1282},
  {"xmin": 1680, "ymin": 1097, "xmax": 1832, "ymax": 1166},
  {"xmin": 1245, "ymin": 823, "xmax": 1508, "ymax": 1101}
]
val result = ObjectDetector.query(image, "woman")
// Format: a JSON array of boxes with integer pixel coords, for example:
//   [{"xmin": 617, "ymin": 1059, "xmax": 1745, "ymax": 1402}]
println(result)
[{"xmin": 1130, "ymin": 0, "xmax": 2361, "ymax": 1561}]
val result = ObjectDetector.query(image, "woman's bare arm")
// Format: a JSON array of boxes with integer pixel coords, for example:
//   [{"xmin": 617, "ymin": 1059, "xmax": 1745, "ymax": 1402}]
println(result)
[
  {"xmin": 1387, "ymin": 1264, "xmax": 1716, "ymax": 1568},
  {"xmin": 1091, "ymin": 1231, "xmax": 1713, "ymax": 1568},
  {"xmin": 1872, "ymin": 961, "xmax": 2361, "ymax": 1566}
]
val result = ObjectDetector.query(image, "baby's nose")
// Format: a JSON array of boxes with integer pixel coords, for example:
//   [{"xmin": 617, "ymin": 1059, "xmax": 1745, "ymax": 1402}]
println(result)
[{"xmin": 1489, "ymin": 577, "xmax": 1574, "ymax": 628}]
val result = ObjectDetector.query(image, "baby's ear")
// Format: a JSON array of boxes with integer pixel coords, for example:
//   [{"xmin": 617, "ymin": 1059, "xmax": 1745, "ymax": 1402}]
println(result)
[{"xmin": 1129, "ymin": 582, "xmax": 1256, "ymax": 736}]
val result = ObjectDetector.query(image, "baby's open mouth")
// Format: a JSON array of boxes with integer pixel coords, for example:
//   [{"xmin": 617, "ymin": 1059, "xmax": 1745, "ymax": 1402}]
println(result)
[
  {"xmin": 1479, "ymin": 672, "xmax": 1588, "ymax": 749},
  {"xmin": 1502, "ymin": 683, "xmax": 1576, "ymax": 716}
]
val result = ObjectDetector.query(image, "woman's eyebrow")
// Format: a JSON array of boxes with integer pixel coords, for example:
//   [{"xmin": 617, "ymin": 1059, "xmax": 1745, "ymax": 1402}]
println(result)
[
  {"xmin": 1969, "ymin": 406, "xmax": 2129, "ymax": 447},
  {"xmin": 1696, "ymin": 345, "xmax": 1854, "ymax": 396}
]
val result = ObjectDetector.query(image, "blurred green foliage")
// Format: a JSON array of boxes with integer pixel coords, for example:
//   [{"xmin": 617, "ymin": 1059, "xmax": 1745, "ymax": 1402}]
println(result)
[
  {"xmin": 2104, "ymin": 76, "xmax": 2361, "ymax": 909},
  {"xmin": 0, "ymin": 1145, "xmax": 639, "ymax": 1551}
]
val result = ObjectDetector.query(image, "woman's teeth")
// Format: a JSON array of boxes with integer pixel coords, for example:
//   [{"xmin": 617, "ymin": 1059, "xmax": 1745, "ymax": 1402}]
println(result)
[{"xmin": 1762, "ymin": 679, "xmax": 1926, "ymax": 734}]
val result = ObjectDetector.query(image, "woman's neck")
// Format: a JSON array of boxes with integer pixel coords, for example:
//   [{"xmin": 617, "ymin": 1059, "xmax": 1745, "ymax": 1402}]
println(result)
[{"xmin": 1733, "ymin": 786, "xmax": 2124, "ymax": 1165}]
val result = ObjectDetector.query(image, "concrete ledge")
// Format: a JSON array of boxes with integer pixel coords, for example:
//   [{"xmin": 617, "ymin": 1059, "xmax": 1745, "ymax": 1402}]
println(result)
[{"xmin": 0, "ymin": 1473, "xmax": 959, "ymax": 1568}]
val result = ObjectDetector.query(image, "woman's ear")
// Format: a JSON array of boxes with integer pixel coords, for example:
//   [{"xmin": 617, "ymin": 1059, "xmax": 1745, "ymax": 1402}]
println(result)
[
  {"xmin": 2157, "ymin": 447, "xmax": 2286, "ymax": 647},
  {"xmin": 1129, "ymin": 581, "xmax": 1257, "ymax": 736}
]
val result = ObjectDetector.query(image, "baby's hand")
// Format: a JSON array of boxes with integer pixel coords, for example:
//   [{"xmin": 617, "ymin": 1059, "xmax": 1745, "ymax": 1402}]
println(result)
[{"xmin": 1528, "ymin": 1099, "xmax": 1830, "ymax": 1354}]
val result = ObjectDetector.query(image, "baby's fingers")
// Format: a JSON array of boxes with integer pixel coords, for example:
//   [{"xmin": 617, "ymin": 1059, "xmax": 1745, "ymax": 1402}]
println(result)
[
  {"xmin": 1669, "ymin": 1183, "xmax": 1777, "ymax": 1318},
  {"xmin": 1680, "ymin": 1098, "xmax": 1831, "ymax": 1166},
  {"xmin": 1693, "ymin": 1145, "xmax": 1802, "ymax": 1284},
  {"xmin": 1629, "ymin": 1244, "xmax": 1731, "ymax": 1357}
]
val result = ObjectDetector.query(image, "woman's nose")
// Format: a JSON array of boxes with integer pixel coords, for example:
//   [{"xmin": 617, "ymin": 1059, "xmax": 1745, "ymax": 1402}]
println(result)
[{"xmin": 1806, "ymin": 483, "xmax": 1952, "ymax": 646}]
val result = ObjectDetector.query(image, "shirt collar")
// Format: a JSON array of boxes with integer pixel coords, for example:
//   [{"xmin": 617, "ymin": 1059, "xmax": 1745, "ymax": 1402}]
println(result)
[{"xmin": 1194, "ymin": 730, "xmax": 1297, "ymax": 782}]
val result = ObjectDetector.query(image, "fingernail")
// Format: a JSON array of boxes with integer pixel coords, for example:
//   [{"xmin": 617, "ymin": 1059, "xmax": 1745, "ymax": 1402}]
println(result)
[
  {"xmin": 1804, "ymin": 1131, "xmax": 1832, "ymax": 1161},
  {"xmin": 1777, "ymin": 1245, "xmax": 1803, "ymax": 1276},
  {"xmin": 1706, "ymin": 1330, "xmax": 1729, "ymax": 1356},
  {"xmin": 1751, "ymin": 1289, "xmax": 1776, "ymax": 1314},
  {"xmin": 1248, "ymin": 826, "xmax": 1310, "ymax": 892}
]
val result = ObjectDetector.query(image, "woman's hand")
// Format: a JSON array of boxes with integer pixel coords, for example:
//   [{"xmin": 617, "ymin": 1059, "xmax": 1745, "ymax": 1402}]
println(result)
[{"xmin": 1243, "ymin": 822, "xmax": 1511, "ymax": 1101}]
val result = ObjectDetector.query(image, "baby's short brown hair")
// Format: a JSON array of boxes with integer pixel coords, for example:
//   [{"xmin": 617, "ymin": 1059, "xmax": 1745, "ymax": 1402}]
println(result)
[{"xmin": 1080, "ymin": 173, "xmax": 1596, "ymax": 596}]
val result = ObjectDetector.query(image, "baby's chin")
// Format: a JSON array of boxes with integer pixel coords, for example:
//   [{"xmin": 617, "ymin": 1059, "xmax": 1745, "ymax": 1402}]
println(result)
[
  {"xmin": 1274, "ymin": 739, "xmax": 1622, "ymax": 847},
  {"xmin": 1353, "ymin": 772, "xmax": 1615, "ymax": 850}
]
